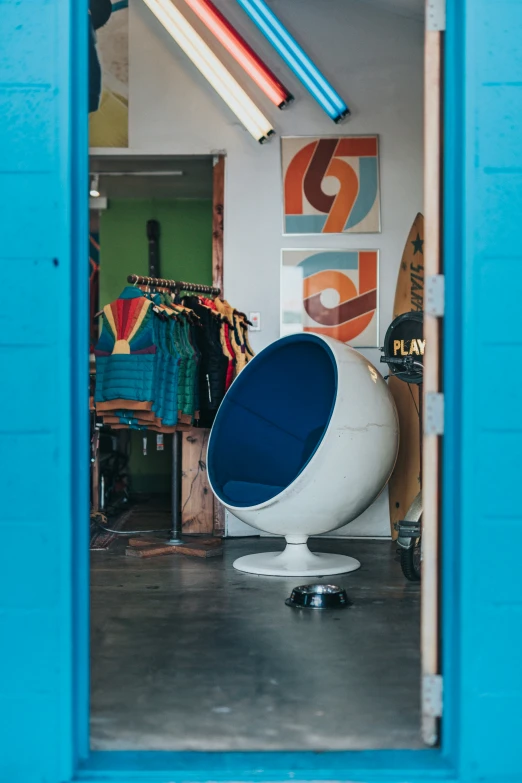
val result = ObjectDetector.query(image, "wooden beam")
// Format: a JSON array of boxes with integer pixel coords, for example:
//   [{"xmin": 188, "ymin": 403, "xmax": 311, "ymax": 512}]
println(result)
[
  {"xmin": 212, "ymin": 155, "xmax": 225, "ymax": 295},
  {"xmin": 126, "ymin": 537, "xmax": 223, "ymax": 558},
  {"xmin": 422, "ymin": 26, "xmax": 442, "ymax": 747},
  {"xmin": 212, "ymin": 154, "xmax": 226, "ymax": 538},
  {"xmin": 90, "ymin": 427, "xmax": 100, "ymax": 512}
]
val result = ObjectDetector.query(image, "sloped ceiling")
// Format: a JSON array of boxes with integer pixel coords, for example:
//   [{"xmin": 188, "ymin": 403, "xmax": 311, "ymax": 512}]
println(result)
[{"xmin": 363, "ymin": 0, "xmax": 424, "ymax": 20}]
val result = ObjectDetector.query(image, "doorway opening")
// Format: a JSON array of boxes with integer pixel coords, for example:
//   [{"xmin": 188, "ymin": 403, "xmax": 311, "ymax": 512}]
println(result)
[{"xmin": 88, "ymin": 0, "xmax": 441, "ymax": 756}]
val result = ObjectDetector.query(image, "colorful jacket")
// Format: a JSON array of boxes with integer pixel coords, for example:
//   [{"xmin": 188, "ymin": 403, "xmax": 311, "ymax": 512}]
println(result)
[{"xmin": 94, "ymin": 287, "xmax": 156, "ymax": 409}]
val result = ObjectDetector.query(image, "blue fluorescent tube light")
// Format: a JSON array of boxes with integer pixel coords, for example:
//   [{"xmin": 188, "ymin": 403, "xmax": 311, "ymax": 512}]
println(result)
[
  {"xmin": 235, "ymin": 0, "xmax": 349, "ymax": 122},
  {"xmin": 238, "ymin": 0, "xmax": 345, "ymax": 115}
]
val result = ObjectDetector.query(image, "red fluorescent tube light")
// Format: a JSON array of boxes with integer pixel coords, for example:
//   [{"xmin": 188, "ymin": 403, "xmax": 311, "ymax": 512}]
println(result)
[{"xmin": 182, "ymin": 0, "xmax": 293, "ymax": 108}]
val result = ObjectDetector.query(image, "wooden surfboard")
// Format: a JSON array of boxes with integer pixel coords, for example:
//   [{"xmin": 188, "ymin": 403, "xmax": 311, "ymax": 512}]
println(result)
[{"xmin": 388, "ymin": 213, "xmax": 424, "ymax": 538}]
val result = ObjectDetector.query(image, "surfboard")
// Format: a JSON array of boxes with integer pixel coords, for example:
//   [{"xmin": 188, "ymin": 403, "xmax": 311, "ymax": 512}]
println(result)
[{"xmin": 388, "ymin": 213, "xmax": 424, "ymax": 538}]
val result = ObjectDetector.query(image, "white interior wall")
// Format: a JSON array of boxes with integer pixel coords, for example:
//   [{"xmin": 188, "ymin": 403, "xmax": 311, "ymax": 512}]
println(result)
[{"xmin": 128, "ymin": 0, "xmax": 424, "ymax": 537}]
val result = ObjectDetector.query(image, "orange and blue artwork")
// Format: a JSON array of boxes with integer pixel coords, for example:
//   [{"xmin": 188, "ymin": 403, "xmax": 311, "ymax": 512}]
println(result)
[
  {"xmin": 281, "ymin": 249, "xmax": 379, "ymax": 347},
  {"xmin": 282, "ymin": 136, "xmax": 381, "ymax": 234}
]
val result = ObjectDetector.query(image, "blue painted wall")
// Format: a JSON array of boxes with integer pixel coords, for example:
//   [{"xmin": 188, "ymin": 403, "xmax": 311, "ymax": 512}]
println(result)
[
  {"xmin": 445, "ymin": 0, "xmax": 522, "ymax": 778},
  {"xmin": 0, "ymin": 0, "xmax": 88, "ymax": 781},
  {"xmin": 1, "ymin": 0, "xmax": 522, "ymax": 781}
]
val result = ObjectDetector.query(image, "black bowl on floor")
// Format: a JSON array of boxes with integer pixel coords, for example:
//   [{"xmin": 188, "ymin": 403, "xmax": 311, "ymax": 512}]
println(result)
[{"xmin": 285, "ymin": 583, "xmax": 351, "ymax": 609}]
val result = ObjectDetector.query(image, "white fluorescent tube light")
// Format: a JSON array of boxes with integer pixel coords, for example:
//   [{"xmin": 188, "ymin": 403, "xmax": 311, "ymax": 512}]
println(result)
[
  {"xmin": 90, "ymin": 171, "xmax": 185, "ymax": 176},
  {"xmin": 142, "ymin": 0, "xmax": 275, "ymax": 142}
]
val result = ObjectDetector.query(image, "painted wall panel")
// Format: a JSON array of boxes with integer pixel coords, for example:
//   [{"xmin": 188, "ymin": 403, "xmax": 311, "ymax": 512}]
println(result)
[
  {"xmin": 473, "ymin": 175, "xmax": 522, "ymax": 253},
  {"xmin": 476, "ymin": 257, "xmax": 522, "ymax": 343},
  {"xmin": 1, "ymin": 614, "xmax": 61, "ymax": 695},
  {"xmin": 2, "ymin": 433, "xmax": 61, "ymax": 521},
  {"xmin": 4, "ymin": 348, "xmax": 60, "ymax": 430},
  {"xmin": 0, "ymin": 3, "xmax": 55, "ymax": 85},
  {"xmin": 0, "ymin": 0, "xmax": 85, "ymax": 780},
  {"xmin": 472, "ymin": 607, "xmax": 522, "ymax": 691},
  {"xmin": 0, "ymin": 89, "xmax": 55, "ymax": 170},
  {"xmin": 3, "ymin": 527, "xmax": 62, "ymax": 609},
  {"xmin": 0, "ymin": 176, "xmax": 60, "ymax": 256},
  {"xmin": 458, "ymin": 0, "xmax": 522, "ymax": 776},
  {"xmin": 0, "ymin": 258, "xmax": 62, "ymax": 344},
  {"xmin": 480, "ymin": 3, "xmax": 522, "ymax": 83},
  {"xmin": 475, "ymin": 435, "xmax": 522, "ymax": 517},
  {"xmin": 478, "ymin": 86, "xmax": 522, "ymax": 170},
  {"xmin": 474, "ymin": 519, "xmax": 522, "ymax": 607},
  {"xmin": 1, "ymin": 694, "xmax": 61, "ymax": 783},
  {"xmin": 472, "ymin": 695, "xmax": 522, "ymax": 778}
]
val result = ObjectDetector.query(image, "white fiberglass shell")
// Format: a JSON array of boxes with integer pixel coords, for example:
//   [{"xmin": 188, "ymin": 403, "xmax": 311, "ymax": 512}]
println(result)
[{"xmin": 208, "ymin": 333, "xmax": 399, "ymax": 576}]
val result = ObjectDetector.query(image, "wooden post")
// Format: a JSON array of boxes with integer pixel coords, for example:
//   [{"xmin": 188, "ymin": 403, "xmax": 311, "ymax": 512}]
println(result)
[
  {"xmin": 212, "ymin": 154, "xmax": 226, "ymax": 537},
  {"xmin": 91, "ymin": 427, "xmax": 100, "ymax": 513},
  {"xmin": 181, "ymin": 429, "xmax": 214, "ymax": 534},
  {"xmin": 422, "ymin": 23, "xmax": 442, "ymax": 746},
  {"xmin": 89, "ymin": 208, "xmax": 100, "ymax": 513},
  {"xmin": 212, "ymin": 155, "xmax": 225, "ymax": 294}
]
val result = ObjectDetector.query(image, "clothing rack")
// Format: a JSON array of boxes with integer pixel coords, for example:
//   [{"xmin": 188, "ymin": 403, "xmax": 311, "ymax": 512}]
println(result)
[
  {"xmin": 127, "ymin": 273, "xmax": 221, "ymax": 553},
  {"xmin": 127, "ymin": 274, "xmax": 221, "ymax": 297}
]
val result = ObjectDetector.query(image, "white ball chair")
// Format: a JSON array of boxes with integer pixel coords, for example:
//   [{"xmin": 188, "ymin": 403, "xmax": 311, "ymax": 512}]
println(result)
[{"xmin": 208, "ymin": 334, "xmax": 399, "ymax": 576}]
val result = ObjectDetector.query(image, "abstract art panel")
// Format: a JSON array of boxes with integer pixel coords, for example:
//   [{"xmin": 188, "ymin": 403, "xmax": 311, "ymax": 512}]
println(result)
[
  {"xmin": 281, "ymin": 249, "xmax": 379, "ymax": 347},
  {"xmin": 282, "ymin": 136, "xmax": 381, "ymax": 234}
]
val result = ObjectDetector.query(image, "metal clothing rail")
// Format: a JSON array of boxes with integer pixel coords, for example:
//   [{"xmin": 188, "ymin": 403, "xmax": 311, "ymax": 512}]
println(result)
[
  {"xmin": 127, "ymin": 273, "xmax": 220, "ymax": 549},
  {"xmin": 127, "ymin": 273, "xmax": 221, "ymax": 297}
]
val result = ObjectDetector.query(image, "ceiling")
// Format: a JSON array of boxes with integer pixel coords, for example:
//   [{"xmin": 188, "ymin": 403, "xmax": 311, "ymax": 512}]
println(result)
[
  {"xmin": 89, "ymin": 155, "xmax": 214, "ymax": 200},
  {"xmin": 361, "ymin": 0, "xmax": 424, "ymax": 20}
]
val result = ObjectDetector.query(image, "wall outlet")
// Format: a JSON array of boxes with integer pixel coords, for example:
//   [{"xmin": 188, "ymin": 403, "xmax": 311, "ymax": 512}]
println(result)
[{"xmin": 249, "ymin": 312, "xmax": 261, "ymax": 331}]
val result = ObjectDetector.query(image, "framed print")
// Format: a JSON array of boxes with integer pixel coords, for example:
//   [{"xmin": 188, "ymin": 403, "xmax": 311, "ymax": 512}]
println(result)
[
  {"xmin": 282, "ymin": 136, "xmax": 381, "ymax": 235},
  {"xmin": 281, "ymin": 248, "xmax": 379, "ymax": 348}
]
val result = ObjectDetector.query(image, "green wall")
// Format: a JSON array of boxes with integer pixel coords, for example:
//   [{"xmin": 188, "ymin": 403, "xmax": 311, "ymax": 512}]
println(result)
[
  {"xmin": 99, "ymin": 199, "xmax": 212, "ymax": 493},
  {"xmin": 100, "ymin": 198, "xmax": 213, "ymax": 307}
]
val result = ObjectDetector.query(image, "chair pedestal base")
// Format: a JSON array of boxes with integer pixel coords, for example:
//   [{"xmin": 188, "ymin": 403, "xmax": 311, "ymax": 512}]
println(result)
[{"xmin": 233, "ymin": 539, "xmax": 361, "ymax": 577}]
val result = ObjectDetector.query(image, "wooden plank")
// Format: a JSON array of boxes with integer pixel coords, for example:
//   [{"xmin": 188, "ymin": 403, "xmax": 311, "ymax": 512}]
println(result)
[
  {"xmin": 181, "ymin": 428, "xmax": 214, "ymax": 534},
  {"xmin": 126, "ymin": 541, "xmax": 223, "ymax": 558},
  {"xmin": 212, "ymin": 154, "xmax": 225, "ymax": 294},
  {"xmin": 213, "ymin": 502, "xmax": 226, "ymax": 538},
  {"xmin": 212, "ymin": 153, "xmax": 226, "ymax": 538},
  {"xmin": 127, "ymin": 536, "xmax": 221, "ymax": 549},
  {"xmin": 422, "ymin": 26, "xmax": 442, "ymax": 747}
]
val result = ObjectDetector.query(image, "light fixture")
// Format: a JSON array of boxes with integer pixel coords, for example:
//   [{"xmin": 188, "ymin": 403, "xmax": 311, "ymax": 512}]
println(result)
[
  {"xmin": 182, "ymin": 0, "xmax": 293, "ymax": 108},
  {"xmin": 94, "ymin": 170, "xmax": 185, "ymax": 177},
  {"xmin": 142, "ymin": 0, "xmax": 275, "ymax": 142},
  {"xmin": 235, "ymin": 0, "xmax": 349, "ymax": 123},
  {"xmin": 90, "ymin": 174, "xmax": 100, "ymax": 198}
]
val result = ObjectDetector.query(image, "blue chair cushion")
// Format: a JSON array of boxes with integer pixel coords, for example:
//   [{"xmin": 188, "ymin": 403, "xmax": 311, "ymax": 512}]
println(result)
[
  {"xmin": 223, "ymin": 481, "xmax": 285, "ymax": 506},
  {"xmin": 300, "ymin": 426, "xmax": 325, "ymax": 469},
  {"xmin": 208, "ymin": 335, "xmax": 338, "ymax": 508}
]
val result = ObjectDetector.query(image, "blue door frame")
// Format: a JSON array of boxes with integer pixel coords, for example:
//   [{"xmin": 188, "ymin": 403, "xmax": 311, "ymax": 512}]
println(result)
[{"xmin": 1, "ymin": 0, "xmax": 521, "ymax": 781}]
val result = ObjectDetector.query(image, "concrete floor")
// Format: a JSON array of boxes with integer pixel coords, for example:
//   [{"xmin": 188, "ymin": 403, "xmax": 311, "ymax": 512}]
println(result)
[{"xmin": 91, "ymin": 537, "xmax": 421, "ymax": 751}]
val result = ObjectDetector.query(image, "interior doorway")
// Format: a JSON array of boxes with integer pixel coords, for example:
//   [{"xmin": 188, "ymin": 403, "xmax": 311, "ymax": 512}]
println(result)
[{"xmin": 88, "ymin": 153, "xmax": 218, "ymax": 533}]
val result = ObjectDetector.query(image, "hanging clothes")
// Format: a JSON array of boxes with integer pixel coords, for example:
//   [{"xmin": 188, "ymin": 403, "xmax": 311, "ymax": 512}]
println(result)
[
  {"xmin": 94, "ymin": 287, "xmax": 156, "ymax": 411},
  {"xmin": 182, "ymin": 295, "xmax": 229, "ymax": 429},
  {"xmin": 94, "ymin": 284, "xmax": 253, "ymax": 432},
  {"xmin": 213, "ymin": 298, "xmax": 255, "ymax": 380}
]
